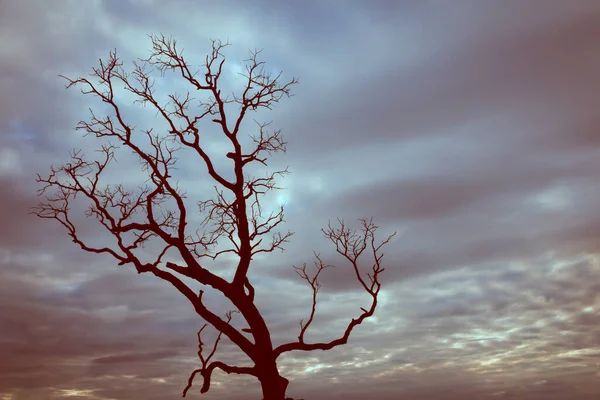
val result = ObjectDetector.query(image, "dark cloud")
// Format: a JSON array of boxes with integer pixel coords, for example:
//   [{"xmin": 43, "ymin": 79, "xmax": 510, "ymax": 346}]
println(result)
[{"xmin": 2, "ymin": 0, "xmax": 600, "ymax": 399}]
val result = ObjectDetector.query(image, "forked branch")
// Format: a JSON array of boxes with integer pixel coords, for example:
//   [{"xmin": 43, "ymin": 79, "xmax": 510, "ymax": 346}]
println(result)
[
  {"xmin": 183, "ymin": 310, "xmax": 257, "ymax": 397},
  {"xmin": 293, "ymin": 253, "xmax": 333, "ymax": 343},
  {"xmin": 275, "ymin": 218, "xmax": 396, "ymax": 357}
]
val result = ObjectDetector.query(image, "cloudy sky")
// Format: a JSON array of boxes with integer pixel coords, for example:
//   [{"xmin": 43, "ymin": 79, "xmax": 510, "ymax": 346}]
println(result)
[{"xmin": 2, "ymin": 0, "xmax": 600, "ymax": 399}]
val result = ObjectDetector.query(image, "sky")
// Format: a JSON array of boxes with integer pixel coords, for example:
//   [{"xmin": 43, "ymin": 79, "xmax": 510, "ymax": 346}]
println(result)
[{"xmin": 1, "ymin": 0, "xmax": 600, "ymax": 399}]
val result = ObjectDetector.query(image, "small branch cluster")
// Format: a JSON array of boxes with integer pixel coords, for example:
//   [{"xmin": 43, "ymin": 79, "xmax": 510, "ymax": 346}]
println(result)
[
  {"xmin": 33, "ymin": 144, "xmax": 174, "ymax": 269},
  {"xmin": 233, "ymin": 47, "xmax": 298, "ymax": 112},
  {"xmin": 276, "ymin": 218, "xmax": 396, "ymax": 357},
  {"xmin": 323, "ymin": 218, "xmax": 395, "ymax": 296},
  {"xmin": 245, "ymin": 167, "xmax": 294, "ymax": 257},
  {"xmin": 242, "ymin": 120, "xmax": 287, "ymax": 167}
]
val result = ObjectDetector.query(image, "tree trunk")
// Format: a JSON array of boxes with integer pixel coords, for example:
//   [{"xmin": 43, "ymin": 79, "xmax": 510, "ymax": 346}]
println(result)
[{"xmin": 258, "ymin": 363, "xmax": 289, "ymax": 400}]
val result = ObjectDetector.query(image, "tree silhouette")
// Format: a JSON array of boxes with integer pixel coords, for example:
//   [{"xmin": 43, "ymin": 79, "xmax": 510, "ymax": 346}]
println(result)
[{"xmin": 32, "ymin": 35, "xmax": 396, "ymax": 400}]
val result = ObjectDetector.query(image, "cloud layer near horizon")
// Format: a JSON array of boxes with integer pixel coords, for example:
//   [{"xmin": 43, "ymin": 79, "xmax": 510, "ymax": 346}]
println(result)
[{"xmin": 2, "ymin": 1, "xmax": 600, "ymax": 399}]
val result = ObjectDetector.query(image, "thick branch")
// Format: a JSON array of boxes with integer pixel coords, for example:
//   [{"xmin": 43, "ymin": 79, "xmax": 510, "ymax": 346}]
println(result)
[
  {"xmin": 183, "ymin": 361, "xmax": 256, "ymax": 397},
  {"xmin": 182, "ymin": 310, "xmax": 257, "ymax": 397},
  {"xmin": 145, "ymin": 270, "xmax": 256, "ymax": 359}
]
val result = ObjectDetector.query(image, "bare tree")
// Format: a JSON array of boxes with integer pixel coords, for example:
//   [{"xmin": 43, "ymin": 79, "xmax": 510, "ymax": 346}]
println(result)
[{"xmin": 33, "ymin": 35, "xmax": 396, "ymax": 400}]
